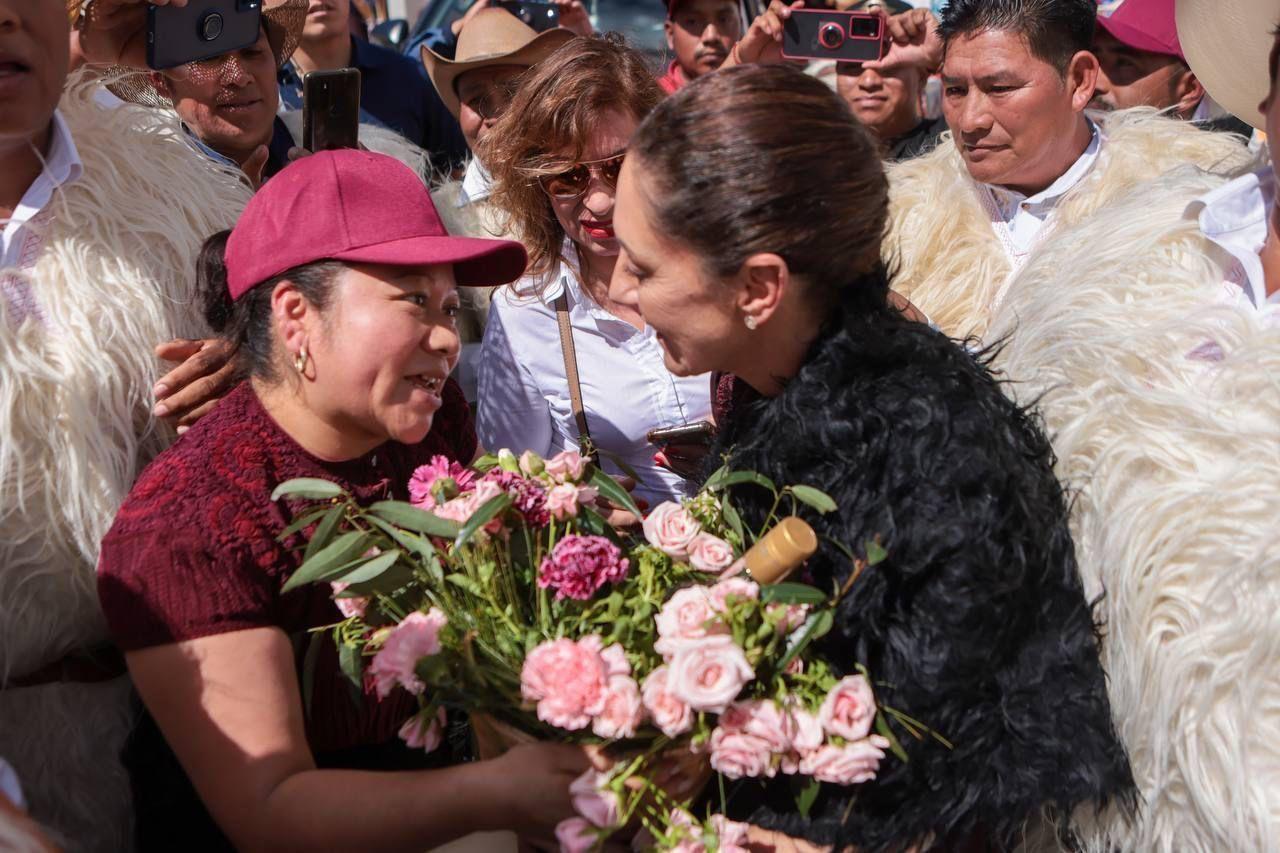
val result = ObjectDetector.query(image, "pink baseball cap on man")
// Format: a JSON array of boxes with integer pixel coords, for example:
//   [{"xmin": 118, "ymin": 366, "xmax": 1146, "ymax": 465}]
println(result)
[
  {"xmin": 225, "ymin": 149, "xmax": 527, "ymax": 301},
  {"xmin": 1097, "ymin": 0, "xmax": 1185, "ymax": 61}
]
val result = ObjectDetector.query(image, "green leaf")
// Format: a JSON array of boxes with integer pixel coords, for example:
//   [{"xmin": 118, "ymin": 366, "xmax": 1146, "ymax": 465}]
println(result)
[
  {"xmin": 790, "ymin": 485, "xmax": 838, "ymax": 514},
  {"xmin": 333, "ymin": 549, "xmax": 400, "ymax": 585},
  {"xmin": 365, "ymin": 515, "xmax": 437, "ymax": 561},
  {"xmin": 715, "ymin": 470, "xmax": 777, "ymax": 493},
  {"xmin": 367, "ymin": 501, "xmax": 462, "ymax": 539},
  {"xmin": 445, "ymin": 573, "xmax": 484, "ymax": 597},
  {"xmin": 795, "ymin": 778, "xmax": 821, "ymax": 818},
  {"xmin": 576, "ymin": 505, "xmax": 622, "ymax": 545},
  {"xmin": 777, "ymin": 608, "xmax": 834, "ymax": 672},
  {"xmin": 283, "ymin": 530, "xmax": 372, "ymax": 593},
  {"xmin": 703, "ymin": 463, "xmax": 730, "ymax": 491},
  {"xmin": 455, "ymin": 493, "xmax": 513, "ymax": 548},
  {"xmin": 865, "ymin": 539, "xmax": 888, "ymax": 566},
  {"xmin": 720, "ymin": 495, "xmax": 745, "ymax": 544},
  {"xmin": 277, "ymin": 506, "xmax": 331, "ymax": 542},
  {"xmin": 304, "ymin": 504, "xmax": 347, "ymax": 563},
  {"xmin": 471, "ymin": 453, "xmax": 500, "ymax": 473},
  {"xmin": 760, "ymin": 582, "xmax": 828, "ymax": 605},
  {"xmin": 338, "ymin": 640, "xmax": 364, "ymax": 690},
  {"xmin": 876, "ymin": 713, "xmax": 910, "ymax": 763},
  {"xmin": 587, "ymin": 467, "xmax": 642, "ymax": 519},
  {"xmin": 271, "ymin": 478, "xmax": 345, "ymax": 502}
]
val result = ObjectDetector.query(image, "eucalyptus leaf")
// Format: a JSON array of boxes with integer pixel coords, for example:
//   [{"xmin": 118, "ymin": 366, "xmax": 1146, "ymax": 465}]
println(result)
[
  {"xmin": 760, "ymin": 582, "xmax": 828, "ymax": 605},
  {"xmin": 795, "ymin": 778, "xmax": 821, "ymax": 818},
  {"xmin": 368, "ymin": 501, "xmax": 462, "ymax": 539},
  {"xmin": 876, "ymin": 713, "xmax": 910, "ymax": 763},
  {"xmin": 587, "ymin": 468, "xmax": 642, "ymax": 518},
  {"xmin": 304, "ymin": 504, "xmax": 346, "ymax": 563},
  {"xmin": 577, "ymin": 505, "xmax": 622, "ymax": 545},
  {"xmin": 282, "ymin": 530, "xmax": 372, "ymax": 592},
  {"xmin": 455, "ymin": 493, "xmax": 513, "ymax": 548},
  {"xmin": 277, "ymin": 506, "xmax": 331, "ymax": 542},
  {"xmin": 777, "ymin": 608, "xmax": 834, "ymax": 671},
  {"xmin": 333, "ymin": 549, "xmax": 401, "ymax": 585},
  {"xmin": 715, "ymin": 470, "xmax": 777, "ymax": 493},
  {"xmin": 471, "ymin": 454, "xmax": 500, "ymax": 473},
  {"xmin": 790, "ymin": 485, "xmax": 838, "ymax": 514},
  {"xmin": 365, "ymin": 515, "xmax": 437, "ymax": 561},
  {"xmin": 865, "ymin": 539, "xmax": 888, "ymax": 566},
  {"xmin": 703, "ymin": 463, "xmax": 730, "ymax": 491},
  {"xmin": 338, "ymin": 640, "xmax": 364, "ymax": 690},
  {"xmin": 271, "ymin": 478, "xmax": 345, "ymax": 502},
  {"xmin": 720, "ymin": 495, "xmax": 745, "ymax": 544}
]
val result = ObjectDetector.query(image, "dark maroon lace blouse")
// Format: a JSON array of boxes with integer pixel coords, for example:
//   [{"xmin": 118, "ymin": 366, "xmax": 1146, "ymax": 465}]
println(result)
[{"xmin": 97, "ymin": 379, "xmax": 476, "ymax": 753}]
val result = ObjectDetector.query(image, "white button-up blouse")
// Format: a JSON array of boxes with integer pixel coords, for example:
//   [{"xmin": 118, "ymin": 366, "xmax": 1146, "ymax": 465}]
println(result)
[{"xmin": 477, "ymin": 253, "xmax": 713, "ymax": 507}]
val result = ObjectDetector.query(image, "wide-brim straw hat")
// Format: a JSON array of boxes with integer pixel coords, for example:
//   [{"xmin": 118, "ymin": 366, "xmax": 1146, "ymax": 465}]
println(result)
[
  {"xmin": 422, "ymin": 7, "xmax": 576, "ymax": 119},
  {"xmin": 99, "ymin": 0, "xmax": 306, "ymax": 108},
  {"xmin": 1176, "ymin": 0, "xmax": 1275, "ymax": 130}
]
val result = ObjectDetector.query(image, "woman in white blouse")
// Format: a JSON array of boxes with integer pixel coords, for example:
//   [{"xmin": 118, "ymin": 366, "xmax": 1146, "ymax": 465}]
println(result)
[{"xmin": 477, "ymin": 35, "xmax": 712, "ymax": 507}]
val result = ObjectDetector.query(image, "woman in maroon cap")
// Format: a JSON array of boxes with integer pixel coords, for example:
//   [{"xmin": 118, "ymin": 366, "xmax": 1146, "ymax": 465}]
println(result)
[{"xmin": 96, "ymin": 150, "xmax": 589, "ymax": 851}]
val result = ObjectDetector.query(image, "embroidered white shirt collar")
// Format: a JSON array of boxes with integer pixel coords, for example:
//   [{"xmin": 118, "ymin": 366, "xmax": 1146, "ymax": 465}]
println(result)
[
  {"xmin": 458, "ymin": 157, "xmax": 493, "ymax": 206},
  {"xmin": 982, "ymin": 119, "xmax": 1102, "ymax": 262},
  {"xmin": 1, "ymin": 111, "xmax": 83, "ymax": 327},
  {"xmin": 1186, "ymin": 165, "xmax": 1278, "ymax": 309}
]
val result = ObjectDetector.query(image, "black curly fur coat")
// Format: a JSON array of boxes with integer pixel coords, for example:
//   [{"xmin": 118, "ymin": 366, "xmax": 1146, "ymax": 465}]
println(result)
[{"xmin": 710, "ymin": 299, "xmax": 1134, "ymax": 851}]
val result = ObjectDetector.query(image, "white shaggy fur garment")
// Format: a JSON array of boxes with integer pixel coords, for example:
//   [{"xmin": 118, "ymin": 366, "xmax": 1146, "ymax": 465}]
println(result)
[
  {"xmin": 0, "ymin": 76, "xmax": 250, "ymax": 850},
  {"xmin": 884, "ymin": 108, "xmax": 1254, "ymax": 341},
  {"xmin": 988, "ymin": 164, "xmax": 1280, "ymax": 852}
]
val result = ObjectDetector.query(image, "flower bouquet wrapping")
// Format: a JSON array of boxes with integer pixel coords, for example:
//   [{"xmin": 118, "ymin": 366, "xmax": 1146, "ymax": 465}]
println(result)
[{"xmin": 274, "ymin": 449, "xmax": 932, "ymax": 852}]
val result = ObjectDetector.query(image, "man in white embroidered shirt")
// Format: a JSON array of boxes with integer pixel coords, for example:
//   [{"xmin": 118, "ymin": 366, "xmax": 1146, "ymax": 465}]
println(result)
[{"xmin": 881, "ymin": 0, "xmax": 1252, "ymax": 340}]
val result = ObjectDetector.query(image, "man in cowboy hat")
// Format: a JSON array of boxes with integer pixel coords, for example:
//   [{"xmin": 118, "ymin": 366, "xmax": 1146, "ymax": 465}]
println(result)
[
  {"xmin": 969, "ymin": 0, "xmax": 1279, "ymax": 848},
  {"xmin": 1091, "ymin": 0, "xmax": 1254, "ymax": 137},
  {"xmin": 1, "ymin": 0, "xmax": 250, "ymax": 848}
]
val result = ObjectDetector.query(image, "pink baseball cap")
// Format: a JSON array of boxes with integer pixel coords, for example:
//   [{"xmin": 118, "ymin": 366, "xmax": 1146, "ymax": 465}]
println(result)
[
  {"xmin": 225, "ymin": 149, "xmax": 527, "ymax": 301},
  {"xmin": 1097, "ymin": 0, "xmax": 1185, "ymax": 61}
]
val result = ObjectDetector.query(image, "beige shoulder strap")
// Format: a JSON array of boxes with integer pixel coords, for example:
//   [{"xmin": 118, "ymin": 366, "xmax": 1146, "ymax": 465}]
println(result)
[{"xmin": 554, "ymin": 292, "xmax": 595, "ymax": 457}]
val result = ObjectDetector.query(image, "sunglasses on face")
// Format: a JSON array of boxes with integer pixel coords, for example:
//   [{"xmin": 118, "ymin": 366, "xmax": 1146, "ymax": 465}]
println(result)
[{"xmin": 539, "ymin": 153, "xmax": 626, "ymax": 200}]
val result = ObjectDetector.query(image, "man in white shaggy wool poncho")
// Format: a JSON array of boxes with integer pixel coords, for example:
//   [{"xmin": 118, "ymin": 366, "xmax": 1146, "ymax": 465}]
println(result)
[{"xmin": 0, "ymin": 0, "xmax": 251, "ymax": 847}]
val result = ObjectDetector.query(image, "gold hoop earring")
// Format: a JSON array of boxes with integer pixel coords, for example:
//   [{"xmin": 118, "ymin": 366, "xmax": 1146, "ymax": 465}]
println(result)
[
  {"xmin": 294, "ymin": 345, "xmax": 309, "ymax": 375},
  {"xmin": 744, "ymin": 314, "xmax": 758, "ymax": 331}
]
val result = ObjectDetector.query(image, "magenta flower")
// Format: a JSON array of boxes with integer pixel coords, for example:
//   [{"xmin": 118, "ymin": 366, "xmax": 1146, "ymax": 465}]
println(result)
[
  {"xmin": 482, "ymin": 469, "xmax": 550, "ymax": 527},
  {"xmin": 537, "ymin": 535, "xmax": 629, "ymax": 601},
  {"xmin": 408, "ymin": 455, "xmax": 476, "ymax": 509}
]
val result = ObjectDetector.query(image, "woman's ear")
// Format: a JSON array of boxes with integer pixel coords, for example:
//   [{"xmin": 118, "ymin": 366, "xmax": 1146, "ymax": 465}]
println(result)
[
  {"xmin": 271, "ymin": 280, "xmax": 313, "ymax": 363},
  {"xmin": 735, "ymin": 253, "xmax": 791, "ymax": 328}
]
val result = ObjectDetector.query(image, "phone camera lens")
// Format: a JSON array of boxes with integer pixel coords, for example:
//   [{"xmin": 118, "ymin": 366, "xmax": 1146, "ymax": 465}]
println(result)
[
  {"xmin": 818, "ymin": 22, "xmax": 845, "ymax": 50},
  {"xmin": 199, "ymin": 11, "xmax": 224, "ymax": 41}
]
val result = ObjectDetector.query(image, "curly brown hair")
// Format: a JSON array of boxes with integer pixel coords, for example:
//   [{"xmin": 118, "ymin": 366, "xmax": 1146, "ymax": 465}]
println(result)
[{"xmin": 482, "ymin": 34, "xmax": 664, "ymax": 285}]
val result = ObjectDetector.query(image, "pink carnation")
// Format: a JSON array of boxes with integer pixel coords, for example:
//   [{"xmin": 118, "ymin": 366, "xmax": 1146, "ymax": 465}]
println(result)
[
  {"xmin": 329, "ymin": 581, "xmax": 369, "ymax": 620},
  {"xmin": 642, "ymin": 501, "xmax": 702, "ymax": 558},
  {"xmin": 641, "ymin": 666, "xmax": 694, "ymax": 737},
  {"xmin": 592, "ymin": 675, "xmax": 643, "ymax": 739},
  {"xmin": 407, "ymin": 455, "xmax": 476, "ymax": 509},
  {"xmin": 368, "ymin": 609, "xmax": 447, "ymax": 698},
  {"xmin": 482, "ymin": 469, "xmax": 549, "ymax": 527},
  {"xmin": 707, "ymin": 577, "xmax": 759, "ymax": 612},
  {"xmin": 569, "ymin": 769, "xmax": 621, "ymax": 828},
  {"xmin": 398, "ymin": 707, "xmax": 446, "ymax": 753},
  {"xmin": 554, "ymin": 817, "xmax": 597, "ymax": 853},
  {"xmin": 798, "ymin": 736, "xmax": 890, "ymax": 785},
  {"xmin": 666, "ymin": 635, "xmax": 754, "ymax": 713},
  {"xmin": 520, "ymin": 636, "xmax": 610, "ymax": 730},
  {"xmin": 537, "ymin": 534, "xmax": 629, "ymax": 601},
  {"xmin": 687, "ymin": 532, "xmax": 735, "ymax": 573},
  {"xmin": 545, "ymin": 450, "xmax": 589, "ymax": 483},
  {"xmin": 432, "ymin": 478, "xmax": 505, "ymax": 530},
  {"xmin": 818, "ymin": 675, "xmax": 877, "ymax": 741}
]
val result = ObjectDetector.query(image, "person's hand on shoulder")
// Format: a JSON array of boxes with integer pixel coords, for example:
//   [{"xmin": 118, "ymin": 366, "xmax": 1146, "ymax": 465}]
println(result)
[{"xmin": 153, "ymin": 338, "xmax": 238, "ymax": 433}]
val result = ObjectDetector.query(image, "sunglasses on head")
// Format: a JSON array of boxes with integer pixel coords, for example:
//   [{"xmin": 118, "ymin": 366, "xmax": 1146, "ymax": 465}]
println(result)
[{"xmin": 539, "ymin": 153, "xmax": 627, "ymax": 200}]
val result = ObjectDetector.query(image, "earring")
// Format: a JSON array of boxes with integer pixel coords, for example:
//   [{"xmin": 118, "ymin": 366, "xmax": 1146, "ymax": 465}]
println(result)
[
  {"xmin": 294, "ymin": 344, "xmax": 309, "ymax": 375},
  {"xmin": 744, "ymin": 314, "xmax": 758, "ymax": 331}
]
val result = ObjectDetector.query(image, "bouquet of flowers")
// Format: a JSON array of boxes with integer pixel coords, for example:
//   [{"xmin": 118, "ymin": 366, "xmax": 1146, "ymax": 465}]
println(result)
[{"xmin": 274, "ymin": 449, "xmax": 925, "ymax": 852}]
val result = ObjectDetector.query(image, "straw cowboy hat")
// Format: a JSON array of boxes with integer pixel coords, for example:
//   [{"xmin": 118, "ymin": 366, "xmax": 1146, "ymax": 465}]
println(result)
[
  {"xmin": 422, "ymin": 7, "xmax": 576, "ymax": 118},
  {"xmin": 92, "ymin": 0, "xmax": 307, "ymax": 108},
  {"xmin": 1176, "ymin": 0, "xmax": 1276, "ymax": 130}
]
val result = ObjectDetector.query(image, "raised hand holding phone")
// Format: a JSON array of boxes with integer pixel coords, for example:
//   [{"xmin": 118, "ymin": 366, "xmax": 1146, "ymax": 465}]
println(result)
[{"xmin": 302, "ymin": 68, "xmax": 361, "ymax": 152}]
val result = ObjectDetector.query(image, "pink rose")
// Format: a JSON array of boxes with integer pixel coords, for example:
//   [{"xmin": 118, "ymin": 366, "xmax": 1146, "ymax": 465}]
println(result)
[
  {"xmin": 818, "ymin": 675, "xmax": 877, "ymax": 742},
  {"xmin": 654, "ymin": 587, "xmax": 727, "ymax": 658},
  {"xmin": 398, "ymin": 707, "xmax": 446, "ymax": 753},
  {"xmin": 709, "ymin": 725, "xmax": 774, "ymax": 779},
  {"xmin": 537, "ymin": 534, "xmax": 630, "ymax": 601},
  {"xmin": 520, "ymin": 637, "xmax": 609, "ymax": 731},
  {"xmin": 767, "ymin": 602, "xmax": 810, "ymax": 633},
  {"xmin": 546, "ymin": 483, "xmax": 583, "ymax": 520},
  {"xmin": 798, "ymin": 736, "xmax": 890, "ymax": 785},
  {"xmin": 569, "ymin": 769, "xmax": 621, "ymax": 828},
  {"xmin": 707, "ymin": 577, "xmax": 759, "ymax": 612},
  {"xmin": 545, "ymin": 450, "xmax": 589, "ymax": 483},
  {"xmin": 710, "ymin": 815, "xmax": 751, "ymax": 853},
  {"xmin": 642, "ymin": 501, "xmax": 702, "ymax": 558},
  {"xmin": 593, "ymin": 675, "xmax": 643, "ymax": 739},
  {"xmin": 778, "ymin": 704, "xmax": 824, "ymax": 774},
  {"xmin": 330, "ymin": 581, "xmax": 369, "ymax": 620},
  {"xmin": 687, "ymin": 532, "xmax": 735, "ymax": 573},
  {"xmin": 641, "ymin": 666, "xmax": 694, "ymax": 737},
  {"xmin": 732, "ymin": 699, "xmax": 790, "ymax": 753},
  {"xmin": 408, "ymin": 455, "xmax": 476, "ymax": 509},
  {"xmin": 368, "ymin": 608, "xmax": 447, "ymax": 698},
  {"xmin": 518, "ymin": 450, "xmax": 545, "ymax": 476},
  {"xmin": 554, "ymin": 817, "xmax": 597, "ymax": 853},
  {"xmin": 666, "ymin": 636, "xmax": 754, "ymax": 713}
]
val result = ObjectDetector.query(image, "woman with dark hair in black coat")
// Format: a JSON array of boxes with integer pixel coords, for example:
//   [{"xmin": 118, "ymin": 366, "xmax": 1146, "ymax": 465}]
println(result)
[{"xmin": 608, "ymin": 64, "xmax": 1134, "ymax": 851}]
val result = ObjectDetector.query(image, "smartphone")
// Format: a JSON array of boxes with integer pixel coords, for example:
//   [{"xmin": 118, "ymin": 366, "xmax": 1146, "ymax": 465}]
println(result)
[
  {"xmin": 146, "ymin": 0, "xmax": 262, "ymax": 70},
  {"xmin": 302, "ymin": 69, "xmax": 362, "ymax": 153},
  {"xmin": 781, "ymin": 10, "xmax": 888, "ymax": 64},
  {"xmin": 494, "ymin": 0, "xmax": 560, "ymax": 33},
  {"xmin": 646, "ymin": 421, "xmax": 715, "ymax": 447}
]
